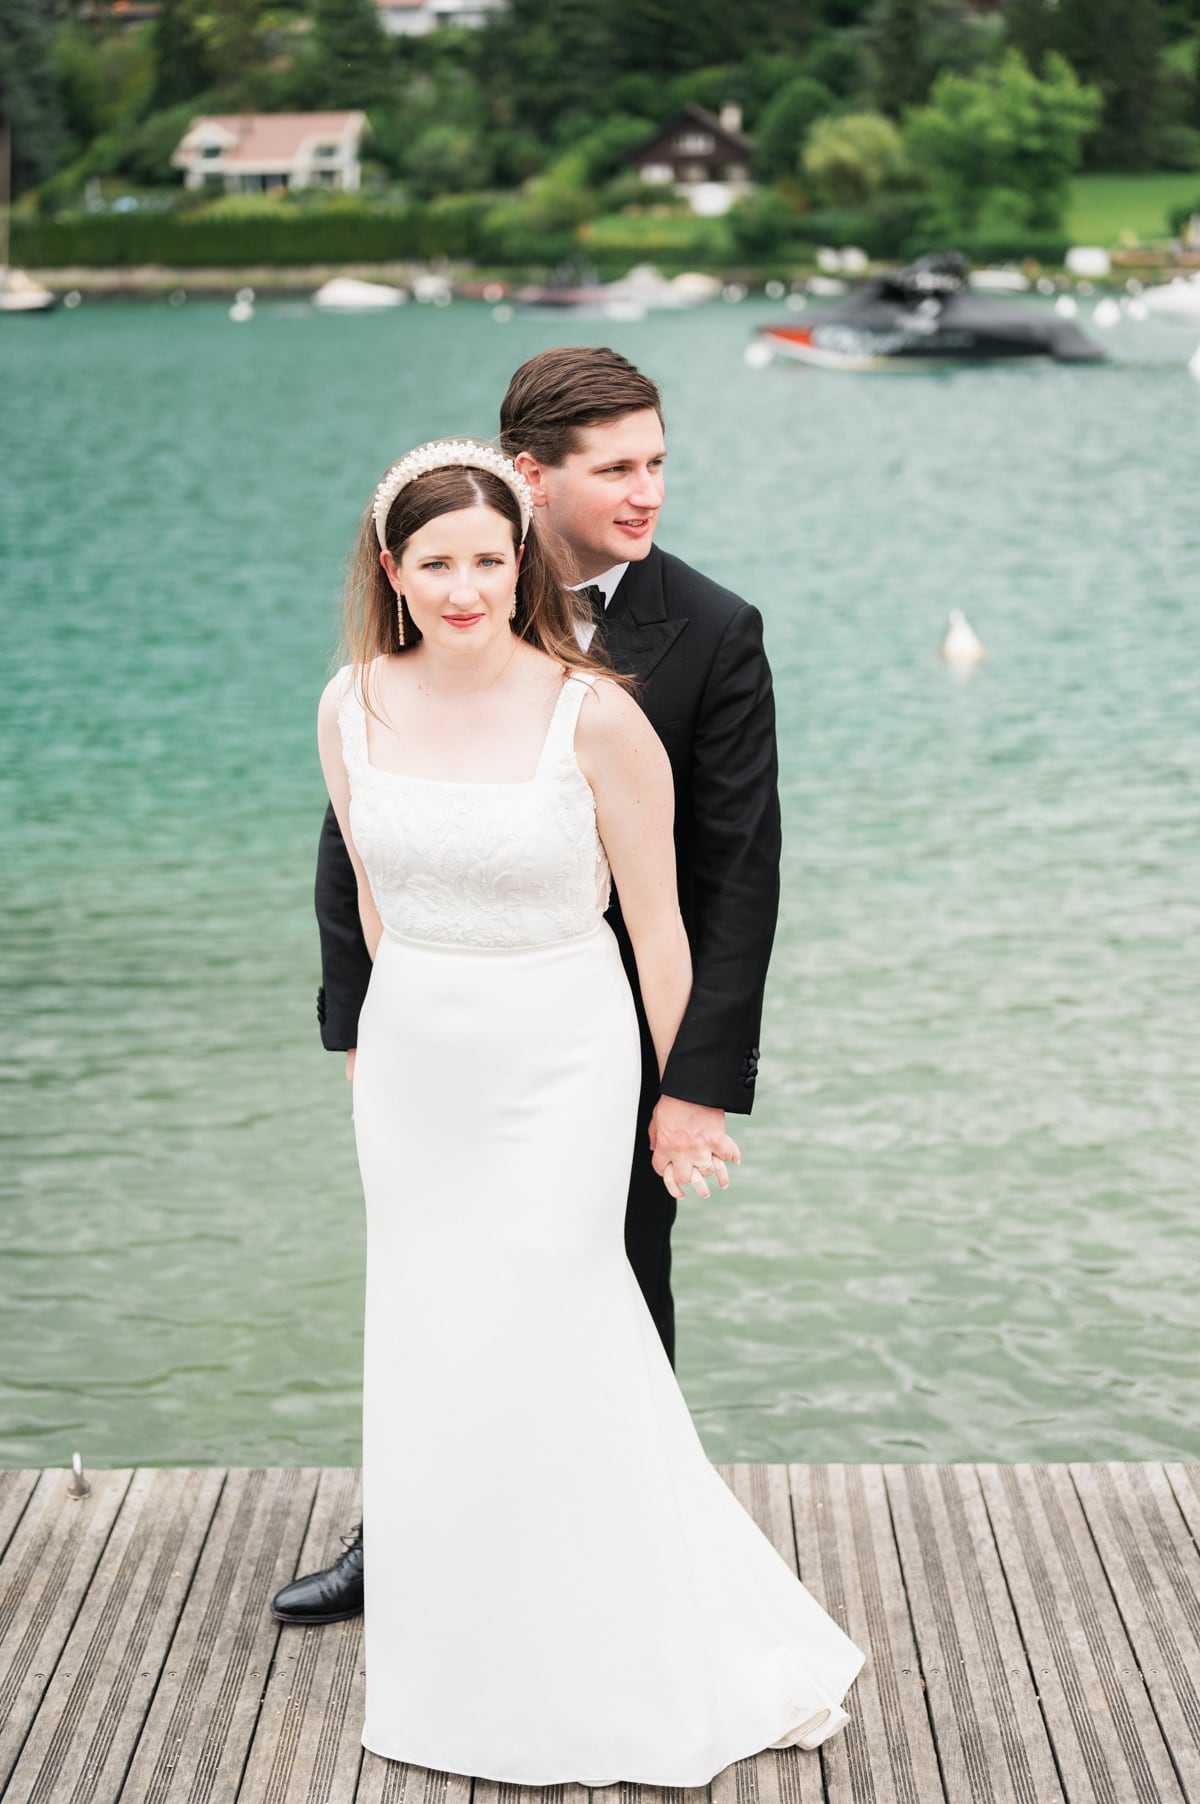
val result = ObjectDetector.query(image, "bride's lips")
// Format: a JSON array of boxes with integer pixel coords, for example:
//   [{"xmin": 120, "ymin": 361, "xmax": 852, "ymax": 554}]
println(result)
[{"xmin": 444, "ymin": 612, "xmax": 484, "ymax": 627}]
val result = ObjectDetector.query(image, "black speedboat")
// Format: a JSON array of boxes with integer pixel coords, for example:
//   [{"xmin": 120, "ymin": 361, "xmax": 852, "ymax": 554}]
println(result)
[{"xmin": 760, "ymin": 252, "xmax": 1105, "ymax": 369}]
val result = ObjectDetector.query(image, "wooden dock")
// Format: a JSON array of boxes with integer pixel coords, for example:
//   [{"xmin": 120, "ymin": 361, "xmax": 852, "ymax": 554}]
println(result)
[{"xmin": 2, "ymin": 1461, "xmax": 1199, "ymax": 1803}]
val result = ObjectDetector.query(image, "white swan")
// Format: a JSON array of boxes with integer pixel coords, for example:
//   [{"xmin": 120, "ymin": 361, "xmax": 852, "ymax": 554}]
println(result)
[{"xmin": 941, "ymin": 608, "xmax": 987, "ymax": 664}]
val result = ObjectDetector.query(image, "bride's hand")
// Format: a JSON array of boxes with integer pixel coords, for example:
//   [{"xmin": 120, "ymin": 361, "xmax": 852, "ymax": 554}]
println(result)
[{"xmin": 650, "ymin": 1097, "xmax": 740, "ymax": 1201}]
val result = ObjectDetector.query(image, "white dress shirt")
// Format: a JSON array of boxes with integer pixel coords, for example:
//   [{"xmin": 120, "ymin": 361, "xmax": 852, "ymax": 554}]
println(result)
[{"xmin": 571, "ymin": 563, "xmax": 629, "ymax": 652}]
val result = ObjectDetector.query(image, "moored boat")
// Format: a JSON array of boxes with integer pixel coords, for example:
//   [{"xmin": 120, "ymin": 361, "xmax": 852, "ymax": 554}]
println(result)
[
  {"xmin": 1142, "ymin": 274, "xmax": 1200, "ymax": 322},
  {"xmin": 758, "ymin": 252, "xmax": 1105, "ymax": 370},
  {"xmin": 312, "ymin": 276, "xmax": 408, "ymax": 312},
  {"xmin": 0, "ymin": 267, "xmax": 57, "ymax": 313}
]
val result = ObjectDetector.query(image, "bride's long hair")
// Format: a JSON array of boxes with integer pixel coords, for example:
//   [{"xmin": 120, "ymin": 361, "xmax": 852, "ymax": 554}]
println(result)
[{"xmin": 342, "ymin": 458, "xmax": 626, "ymax": 693}]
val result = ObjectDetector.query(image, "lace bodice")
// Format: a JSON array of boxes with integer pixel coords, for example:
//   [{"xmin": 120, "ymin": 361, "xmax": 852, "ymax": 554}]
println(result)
[{"xmin": 335, "ymin": 665, "xmax": 611, "ymax": 949}]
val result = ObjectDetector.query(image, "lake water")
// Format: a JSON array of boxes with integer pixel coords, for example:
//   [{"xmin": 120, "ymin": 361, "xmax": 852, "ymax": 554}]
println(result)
[{"xmin": 2, "ymin": 295, "xmax": 1198, "ymax": 1472}]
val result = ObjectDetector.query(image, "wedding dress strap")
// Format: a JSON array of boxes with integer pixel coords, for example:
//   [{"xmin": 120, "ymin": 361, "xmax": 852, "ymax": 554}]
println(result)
[
  {"xmin": 535, "ymin": 672, "xmax": 596, "ymax": 778},
  {"xmin": 334, "ymin": 664, "xmax": 370, "ymax": 779}
]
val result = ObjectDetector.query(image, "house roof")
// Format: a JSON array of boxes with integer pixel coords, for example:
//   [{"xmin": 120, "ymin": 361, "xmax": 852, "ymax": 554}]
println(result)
[
  {"xmin": 174, "ymin": 113, "xmax": 366, "ymax": 167},
  {"xmin": 632, "ymin": 105, "xmax": 754, "ymax": 161},
  {"xmin": 374, "ymin": 0, "xmax": 428, "ymax": 10}
]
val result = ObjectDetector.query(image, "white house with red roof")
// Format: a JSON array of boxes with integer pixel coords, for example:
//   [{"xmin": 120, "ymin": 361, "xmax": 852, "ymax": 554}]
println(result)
[
  {"xmin": 172, "ymin": 113, "xmax": 368, "ymax": 194},
  {"xmin": 373, "ymin": 0, "xmax": 505, "ymax": 35}
]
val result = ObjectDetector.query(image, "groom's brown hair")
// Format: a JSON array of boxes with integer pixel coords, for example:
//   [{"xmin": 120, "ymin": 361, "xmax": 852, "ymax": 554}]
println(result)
[{"xmin": 499, "ymin": 346, "xmax": 662, "ymax": 467}]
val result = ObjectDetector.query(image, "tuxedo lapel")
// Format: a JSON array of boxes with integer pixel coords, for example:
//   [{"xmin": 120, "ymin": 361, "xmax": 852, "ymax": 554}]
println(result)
[{"xmin": 601, "ymin": 548, "xmax": 688, "ymax": 683}]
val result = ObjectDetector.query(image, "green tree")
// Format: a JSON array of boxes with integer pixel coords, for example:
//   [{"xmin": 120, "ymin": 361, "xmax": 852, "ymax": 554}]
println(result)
[
  {"xmin": 817, "ymin": 0, "xmax": 875, "ymax": 24},
  {"xmin": 1056, "ymin": 0, "xmax": 1161, "ymax": 168},
  {"xmin": 310, "ymin": 0, "xmax": 392, "ymax": 107},
  {"xmin": 755, "ymin": 74, "xmax": 834, "ymax": 178},
  {"xmin": 486, "ymin": 0, "xmax": 614, "ymax": 138},
  {"xmin": 151, "ymin": 0, "xmax": 212, "ymax": 109},
  {"xmin": 606, "ymin": 0, "xmax": 811, "ymax": 76},
  {"xmin": 802, "ymin": 108, "xmax": 904, "ymax": 203},
  {"xmin": 1, "ymin": 0, "xmax": 66, "ymax": 193},
  {"xmin": 873, "ymin": 0, "xmax": 925, "ymax": 116},
  {"xmin": 406, "ymin": 122, "xmax": 489, "ymax": 199},
  {"xmin": 196, "ymin": 0, "xmax": 268, "ymax": 92},
  {"xmin": 55, "ymin": 21, "xmax": 154, "ymax": 156},
  {"xmin": 571, "ymin": 112, "xmax": 658, "ymax": 184},
  {"xmin": 872, "ymin": 0, "xmax": 999, "ymax": 117},
  {"xmin": 1001, "ymin": 0, "xmax": 1061, "ymax": 72},
  {"xmin": 802, "ymin": 31, "xmax": 868, "ymax": 100},
  {"xmin": 728, "ymin": 184, "xmax": 794, "ymax": 255},
  {"xmin": 743, "ymin": 51, "xmax": 810, "ymax": 118},
  {"xmin": 1007, "ymin": 0, "xmax": 1163, "ymax": 169},
  {"xmin": 903, "ymin": 49, "xmax": 1101, "ymax": 232}
]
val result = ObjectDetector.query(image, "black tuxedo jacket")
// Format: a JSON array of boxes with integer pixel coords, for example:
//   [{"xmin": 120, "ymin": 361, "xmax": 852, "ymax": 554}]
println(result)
[{"xmin": 314, "ymin": 544, "xmax": 781, "ymax": 1115}]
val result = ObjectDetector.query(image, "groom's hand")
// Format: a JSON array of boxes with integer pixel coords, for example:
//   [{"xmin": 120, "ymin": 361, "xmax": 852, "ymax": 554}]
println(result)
[{"xmin": 649, "ymin": 1096, "xmax": 741, "ymax": 1202}]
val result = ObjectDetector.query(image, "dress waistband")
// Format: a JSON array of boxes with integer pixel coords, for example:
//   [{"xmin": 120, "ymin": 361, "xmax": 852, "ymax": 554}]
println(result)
[{"xmin": 379, "ymin": 919, "xmax": 609, "ymax": 956}]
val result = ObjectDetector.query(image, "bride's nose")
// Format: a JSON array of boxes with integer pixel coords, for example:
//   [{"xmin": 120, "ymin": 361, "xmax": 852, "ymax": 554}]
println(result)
[{"xmin": 448, "ymin": 568, "xmax": 482, "ymax": 604}]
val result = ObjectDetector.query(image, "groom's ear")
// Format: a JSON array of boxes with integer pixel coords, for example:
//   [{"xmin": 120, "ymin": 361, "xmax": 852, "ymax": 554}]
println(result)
[{"xmin": 512, "ymin": 450, "xmax": 550, "ymax": 507}]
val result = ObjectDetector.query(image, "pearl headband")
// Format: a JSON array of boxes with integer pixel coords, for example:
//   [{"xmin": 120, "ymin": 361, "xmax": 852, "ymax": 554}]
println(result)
[{"xmin": 372, "ymin": 440, "xmax": 534, "ymax": 550}]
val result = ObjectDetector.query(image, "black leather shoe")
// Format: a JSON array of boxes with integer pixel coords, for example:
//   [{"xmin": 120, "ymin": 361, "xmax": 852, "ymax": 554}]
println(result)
[{"xmin": 271, "ymin": 1525, "xmax": 364, "ymax": 1624}]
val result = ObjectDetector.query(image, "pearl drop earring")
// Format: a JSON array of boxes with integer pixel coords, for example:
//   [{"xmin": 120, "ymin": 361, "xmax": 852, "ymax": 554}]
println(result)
[{"xmin": 396, "ymin": 593, "xmax": 407, "ymax": 648}]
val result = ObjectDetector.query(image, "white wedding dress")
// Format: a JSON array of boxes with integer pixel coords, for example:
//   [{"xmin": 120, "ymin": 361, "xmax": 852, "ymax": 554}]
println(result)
[{"xmin": 336, "ymin": 664, "xmax": 864, "ymax": 1786}]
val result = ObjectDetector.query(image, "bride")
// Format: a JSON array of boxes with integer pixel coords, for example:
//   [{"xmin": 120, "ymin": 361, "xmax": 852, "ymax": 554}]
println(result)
[{"xmin": 317, "ymin": 439, "xmax": 863, "ymax": 1786}]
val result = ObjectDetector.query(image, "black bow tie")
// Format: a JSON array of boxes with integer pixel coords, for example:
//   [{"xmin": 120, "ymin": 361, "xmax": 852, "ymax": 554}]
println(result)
[{"xmin": 578, "ymin": 583, "xmax": 605, "ymax": 620}]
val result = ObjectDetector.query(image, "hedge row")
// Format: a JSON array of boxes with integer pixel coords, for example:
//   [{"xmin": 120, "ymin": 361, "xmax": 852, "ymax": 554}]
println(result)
[
  {"xmin": 789, "ymin": 204, "xmax": 1070, "ymax": 265},
  {"xmin": 12, "ymin": 201, "xmax": 490, "ymax": 268},
  {"xmin": 13, "ymin": 202, "xmax": 1073, "ymax": 273}
]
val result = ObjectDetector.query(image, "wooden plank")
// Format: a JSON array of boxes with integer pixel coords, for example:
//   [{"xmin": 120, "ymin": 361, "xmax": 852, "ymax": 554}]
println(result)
[
  {"xmin": 1164, "ymin": 1463, "xmax": 1200, "ymax": 1546},
  {"xmin": 237, "ymin": 1466, "xmax": 365, "ymax": 1804},
  {"xmin": 474, "ymin": 1783, "xmax": 588, "ymax": 1804},
  {"xmin": 0, "ymin": 1473, "xmax": 41, "ymax": 1563},
  {"xmin": 0, "ymin": 1464, "xmax": 132, "ymax": 1797},
  {"xmin": 978, "ymin": 1463, "xmax": 1184, "ymax": 1804},
  {"xmin": 713, "ymin": 1463, "xmax": 823, "ymax": 1804},
  {"xmin": 120, "ymin": 1464, "xmax": 321, "ymax": 1804},
  {"xmin": 1071, "ymin": 1462, "xmax": 1200, "ymax": 1799},
  {"xmin": 790, "ymin": 1463, "xmax": 943, "ymax": 1804},
  {"xmin": 3, "ymin": 1465, "xmax": 223, "ymax": 1804},
  {"xmin": 885, "ymin": 1463, "xmax": 1062, "ymax": 1804},
  {"xmin": 356, "ymin": 1764, "xmax": 473, "ymax": 1804},
  {"xmin": 607, "ymin": 1782, "xmax": 708, "ymax": 1804}
]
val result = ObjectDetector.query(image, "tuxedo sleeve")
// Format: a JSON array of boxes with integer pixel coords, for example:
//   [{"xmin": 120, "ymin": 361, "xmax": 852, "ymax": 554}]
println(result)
[
  {"xmin": 660, "ymin": 604, "xmax": 781, "ymax": 1114},
  {"xmin": 314, "ymin": 801, "xmax": 373, "ymax": 1051}
]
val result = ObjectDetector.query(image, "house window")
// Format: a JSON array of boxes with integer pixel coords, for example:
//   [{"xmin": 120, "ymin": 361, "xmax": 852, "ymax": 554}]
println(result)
[
  {"xmin": 675, "ymin": 131, "xmax": 714, "ymax": 154},
  {"xmin": 640, "ymin": 162, "xmax": 674, "ymax": 184},
  {"xmin": 313, "ymin": 144, "xmax": 339, "ymax": 159},
  {"xmin": 201, "ymin": 145, "xmax": 222, "ymax": 159}
]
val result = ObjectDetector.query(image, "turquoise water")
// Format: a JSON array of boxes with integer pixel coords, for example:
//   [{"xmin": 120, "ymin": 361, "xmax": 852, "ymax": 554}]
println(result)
[{"xmin": 2, "ymin": 297, "xmax": 1198, "ymax": 1470}]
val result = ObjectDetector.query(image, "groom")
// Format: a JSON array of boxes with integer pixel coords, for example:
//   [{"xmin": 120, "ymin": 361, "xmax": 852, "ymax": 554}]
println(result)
[{"xmin": 272, "ymin": 346, "xmax": 781, "ymax": 1625}]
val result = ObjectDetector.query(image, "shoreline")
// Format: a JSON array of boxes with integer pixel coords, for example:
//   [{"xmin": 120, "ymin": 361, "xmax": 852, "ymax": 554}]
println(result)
[
  {"xmin": 13, "ymin": 261, "xmax": 448, "ymax": 300},
  {"xmin": 16, "ymin": 245, "xmax": 1200, "ymax": 303}
]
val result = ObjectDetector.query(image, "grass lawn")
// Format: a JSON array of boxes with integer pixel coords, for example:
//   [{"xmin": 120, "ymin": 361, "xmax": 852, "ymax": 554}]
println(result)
[{"xmin": 1067, "ymin": 171, "xmax": 1200, "ymax": 246}]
